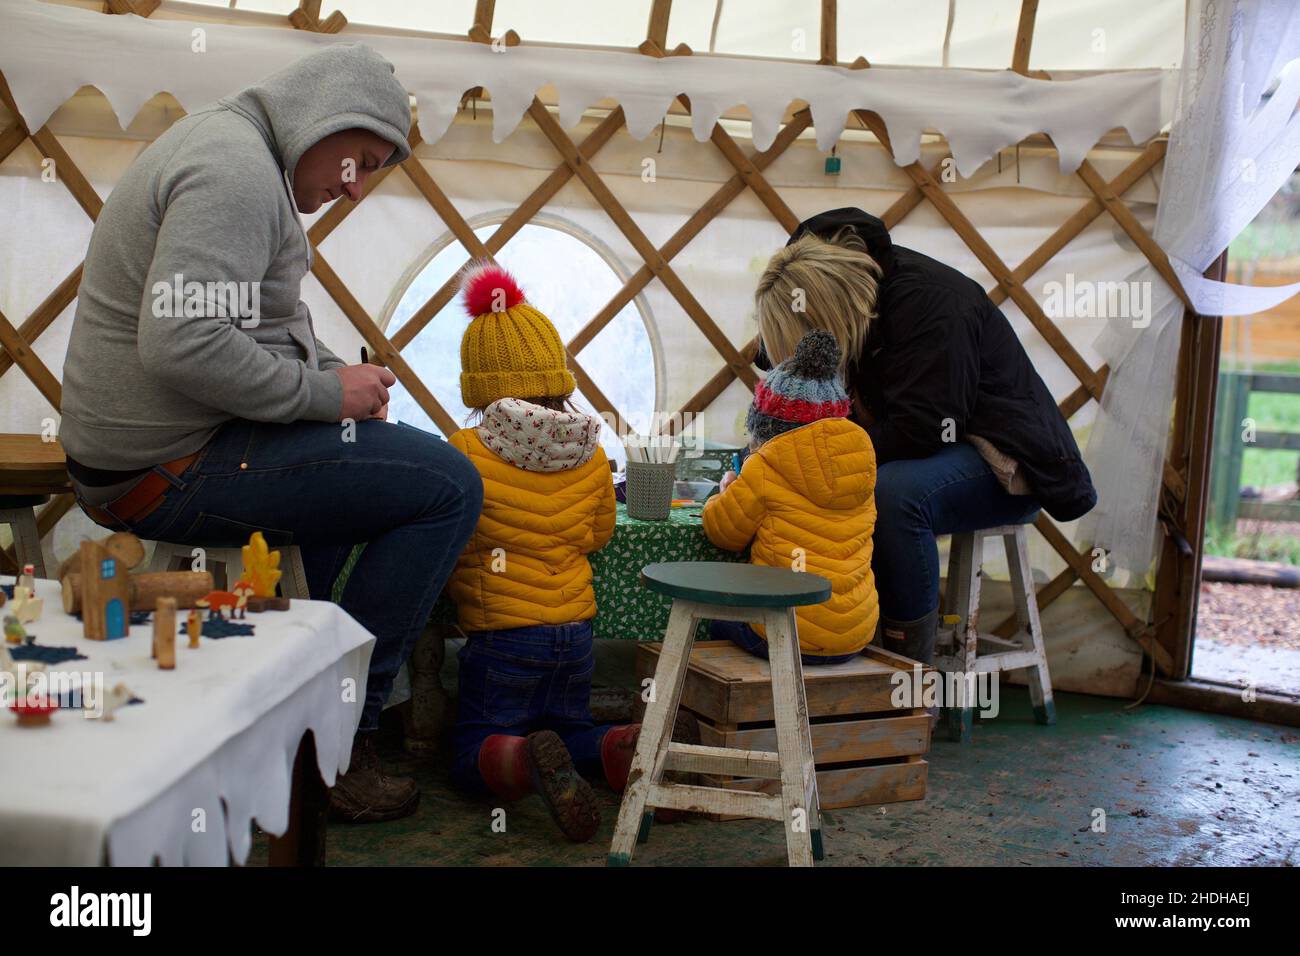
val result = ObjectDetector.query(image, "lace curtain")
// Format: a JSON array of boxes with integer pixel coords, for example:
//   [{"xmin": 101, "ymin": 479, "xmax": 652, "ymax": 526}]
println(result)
[{"xmin": 1078, "ymin": 0, "xmax": 1300, "ymax": 580}]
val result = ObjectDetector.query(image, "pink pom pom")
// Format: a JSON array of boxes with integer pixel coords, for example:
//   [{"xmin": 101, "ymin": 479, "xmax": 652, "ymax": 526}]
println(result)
[{"xmin": 461, "ymin": 262, "xmax": 525, "ymax": 317}]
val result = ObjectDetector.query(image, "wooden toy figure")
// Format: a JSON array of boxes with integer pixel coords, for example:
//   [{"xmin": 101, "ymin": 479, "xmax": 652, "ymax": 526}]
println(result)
[
  {"xmin": 17, "ymin": 564, "xmax": 35, "ymax": 594},
  {"xmin": 79, "ymin": 540, "xmax": 132, "ymax": 641},
  {"xmin": 187, "ymin": 609, "xmax": 202, "ymax": 648},
  {"xmin": 3, "ymin": 614, "xmax": 24, "ymax": 646},
  {"xmin": 100, "ymin": 683, "xmax": 137, "ymax": 722},
  {"xmin": 196, "ymin": 585, "xmax": 250, "ymax": 621},
  {"xmin": 10, "ymin": 585, "xmax": 43, "ymax": 625},
  {"xmin": 154, "ymin": 597, "xmax": 177, "ymax": 670},
  {"xmin": 241, "ymin": 532, "xmax": 282, "ymax": 598}
]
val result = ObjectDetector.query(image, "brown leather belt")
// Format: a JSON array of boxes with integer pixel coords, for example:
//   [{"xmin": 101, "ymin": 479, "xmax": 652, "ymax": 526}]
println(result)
[{"xmin": 80, "ymin": 452, "xmax": 201, "ymax": 528}]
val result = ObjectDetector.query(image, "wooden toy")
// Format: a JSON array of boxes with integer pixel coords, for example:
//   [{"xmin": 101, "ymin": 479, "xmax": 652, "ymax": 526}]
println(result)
[
  {"xmin": 245, "ymin": 595, "xmax": 290, "ymax": 612},
  {"xmin": 99, "ymin": 683, "xmax": 137, "ymax": 721},
  {"xmin": 78, "ymin": 540, "xmax": 133, "ymax": 641},
  {"xmin": 56, "ymin": 532, "xmax": 146, "ymax": 582},
  {"xmin": 154, "ymin": 597, "xmax": 177, "ymax": 670},
  {"xmin": 62, "ymin": 569, "xmax": 212, "ymax": 615},
  {"xmin": 10, "ymin": 584, "xmax": 43, "ymax": 624},
  {"xmin": 17, "ymin": 563, "xmax": 35, "ymax": 593},
  {"xmin": 196, "ymin": 583, "xmax": 252, "ymax": 620},
  {"xmin": 11, "ymin": 698, "xmax": 57, "ymax": 727},
  {"xmin": 241, "ymin": 532, "xmax": 282, "ymax": 598},
  {"xmin": 186, "ymin": 609, "xmax": 202, "ymax": 648},
  {"xmin": 4, "ymin": 614, "xmax": 25, "ymax": 645}
]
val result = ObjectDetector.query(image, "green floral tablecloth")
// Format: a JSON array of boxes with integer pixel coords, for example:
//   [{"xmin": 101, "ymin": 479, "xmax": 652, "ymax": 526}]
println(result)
[
  {"xmin": 590, "ymin": 504, "xmax": 744, "ymax": 640},
  {"xmin": 333, "ymin": 503, "xmax": 744, "ymax": 640}
]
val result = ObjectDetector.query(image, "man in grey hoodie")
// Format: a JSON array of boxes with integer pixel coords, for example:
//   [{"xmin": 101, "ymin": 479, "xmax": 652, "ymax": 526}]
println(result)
[{"xmin": 61, "ymin": 44, "xmax": 483, "ymax": 823}]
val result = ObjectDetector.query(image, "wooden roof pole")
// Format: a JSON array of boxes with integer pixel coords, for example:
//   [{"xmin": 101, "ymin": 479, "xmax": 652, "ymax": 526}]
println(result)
[
  {"xmin": 289, "ymin": 1, "xmax": 347, "ymax": 34},
  {"xmin": 1012, "ymin": 0, "xmax": 1039, "ymax": 75},
  {"xmin": 820, "ymin": 0, "xmax": 837, "ymax": 66}
]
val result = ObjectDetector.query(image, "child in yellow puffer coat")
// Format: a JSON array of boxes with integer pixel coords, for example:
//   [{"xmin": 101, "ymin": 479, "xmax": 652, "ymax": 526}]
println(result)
[
  {"xmin": 446, "ymin": 263, "xmax": 640, "ymax": 843},
  {"xmin": 703, "ymin": 329, "xmax": 879, "ymax": 663}
]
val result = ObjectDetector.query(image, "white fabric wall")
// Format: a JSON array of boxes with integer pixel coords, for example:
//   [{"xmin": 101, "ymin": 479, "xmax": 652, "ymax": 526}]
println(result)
[{"xmin": 2, "ymin": 87, "xmax": 1152, "ymax": 641}]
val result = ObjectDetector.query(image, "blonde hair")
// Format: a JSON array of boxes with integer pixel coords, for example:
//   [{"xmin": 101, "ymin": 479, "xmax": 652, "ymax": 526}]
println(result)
[{"xmin": 754, "ymin": 228, "xmax": 883, "ymax": 372}]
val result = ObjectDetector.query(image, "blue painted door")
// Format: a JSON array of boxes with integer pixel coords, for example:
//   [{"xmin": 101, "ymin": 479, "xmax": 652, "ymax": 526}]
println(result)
[{"xmin": 106, "ymin": 598, "xmax": 126, "ymax": 639}]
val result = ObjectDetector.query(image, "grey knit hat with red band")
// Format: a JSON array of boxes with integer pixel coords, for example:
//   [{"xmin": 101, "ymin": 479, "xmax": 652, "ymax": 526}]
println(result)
[{"xmin": 747, "ymin": 330, "xmax": 850, "ymax": 445}]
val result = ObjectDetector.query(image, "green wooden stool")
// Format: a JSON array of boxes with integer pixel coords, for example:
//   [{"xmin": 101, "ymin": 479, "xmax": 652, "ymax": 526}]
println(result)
[{"xmin": 608, "ymin": 561, "xmax": 832, "ymax": 868}]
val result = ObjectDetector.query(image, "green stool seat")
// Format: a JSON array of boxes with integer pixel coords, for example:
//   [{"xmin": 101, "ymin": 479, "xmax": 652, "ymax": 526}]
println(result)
[
  {"xmin": 640, "ymin": 561, "xmax": 831, "ymax": 608},
  {"xmin": 0, "ymin": 494, "xmax": 50, "ymax": 509}
]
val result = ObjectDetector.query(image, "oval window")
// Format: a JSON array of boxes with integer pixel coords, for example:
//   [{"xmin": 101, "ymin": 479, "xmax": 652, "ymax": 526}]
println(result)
[{"xmin": 381, "ymin": 216, "xmax": 660, "ymax": 468}]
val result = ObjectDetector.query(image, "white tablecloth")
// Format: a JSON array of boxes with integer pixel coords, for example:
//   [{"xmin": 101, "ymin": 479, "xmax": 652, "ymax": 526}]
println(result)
[{"xmin": 0, "ymin": 577, "xmax": 374, "ymax": 866}]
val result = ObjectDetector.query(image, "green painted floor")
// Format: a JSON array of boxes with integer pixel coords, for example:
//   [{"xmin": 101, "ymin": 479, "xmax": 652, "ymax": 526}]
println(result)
[{"xmin": 251, "ymin": 685, "xmax": 1300, "ymax": 867}]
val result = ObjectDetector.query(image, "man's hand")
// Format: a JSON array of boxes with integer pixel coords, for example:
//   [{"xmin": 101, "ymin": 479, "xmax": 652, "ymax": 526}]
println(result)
[{"xmin": 334, "ymin": 363, "xmax": 396, "ymax": 422}]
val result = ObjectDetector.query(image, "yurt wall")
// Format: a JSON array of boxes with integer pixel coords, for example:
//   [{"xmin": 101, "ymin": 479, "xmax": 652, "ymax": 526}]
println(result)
[{"xmin": 0, "ymin": 0, "xmax": 1198, "ymax": 700}]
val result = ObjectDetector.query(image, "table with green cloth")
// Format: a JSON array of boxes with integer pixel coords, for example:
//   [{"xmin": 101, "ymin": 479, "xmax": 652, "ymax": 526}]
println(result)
[{"xmin": 334, "ymin": 503, "xmax": 745, "ymax": 641}]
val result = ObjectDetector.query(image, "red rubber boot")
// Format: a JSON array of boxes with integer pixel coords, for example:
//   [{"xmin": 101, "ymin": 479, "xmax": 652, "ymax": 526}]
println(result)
[
  {"xmin": 478, "ymin": 731, "xmax": 601, "ymax": 842},
  {"xmin": 600, "ymin": 723, "xmax": 642, "ymax": 793}
]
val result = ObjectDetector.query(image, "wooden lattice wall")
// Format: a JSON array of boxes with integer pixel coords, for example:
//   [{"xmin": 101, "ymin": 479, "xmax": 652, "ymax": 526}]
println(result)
[{"xmin": 0, "ymin": 0, "xmax": 1214, "ymax": 681}]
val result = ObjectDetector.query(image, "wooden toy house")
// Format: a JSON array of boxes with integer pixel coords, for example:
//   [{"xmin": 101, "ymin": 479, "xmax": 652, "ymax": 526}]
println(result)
[{"xmin": 80, "ymin": 539, "xmax": 131, "ymax": 641}]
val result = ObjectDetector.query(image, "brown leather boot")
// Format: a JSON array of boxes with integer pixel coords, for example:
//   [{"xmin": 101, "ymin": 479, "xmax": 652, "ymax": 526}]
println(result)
[{"xmin": 329, "ymin": 732, "xmax": 421, "ymax": 823}]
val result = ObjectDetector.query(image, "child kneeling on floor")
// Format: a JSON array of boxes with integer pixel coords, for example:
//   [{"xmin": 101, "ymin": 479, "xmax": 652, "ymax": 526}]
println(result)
[
  {"xmin": 703, "ymin": 329, "xmax": 879, "ymax": 663},
  {"xmin": 446, "ymin": 263, "xmax": 639, "ymax": 843}
]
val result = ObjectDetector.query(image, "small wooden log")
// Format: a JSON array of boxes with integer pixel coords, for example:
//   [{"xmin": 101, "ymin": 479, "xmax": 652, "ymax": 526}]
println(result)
[
  {"xmin": 63, "ymin": 570, "xmax": 213, "ymax": 615},
  {"xmin": 57, "ymin": 532, "xmax": 145, "ymax": 581},
  {"xmin": 155, "ymin": 597, "xmax": 176, "ymax": 670}
]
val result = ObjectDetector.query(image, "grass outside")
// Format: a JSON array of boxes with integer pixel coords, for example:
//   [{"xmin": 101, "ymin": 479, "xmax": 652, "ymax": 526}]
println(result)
[{"xmin": 1207, "ymin": 360, "xmax": 1300, "ymax": 564}]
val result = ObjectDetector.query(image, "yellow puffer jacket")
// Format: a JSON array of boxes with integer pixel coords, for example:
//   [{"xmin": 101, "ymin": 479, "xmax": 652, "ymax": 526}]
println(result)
[
  {"xmin": 447, "ymin": 400, "xmax": 615, "ymax": 632},
  {"xmin": 702, "ymin": 417, "xmax": 878, "ymax": 656}
]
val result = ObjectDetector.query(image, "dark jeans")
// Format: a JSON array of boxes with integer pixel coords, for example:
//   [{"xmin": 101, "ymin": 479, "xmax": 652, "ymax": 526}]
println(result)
[
  {"xmin": 709, "ymin": 619, "xmax": 861, "ymax": 666},
  {"xmin": 91, "ymin": 417, "xmax": 483, "ymax": 731},
  {"xmin": 872, "ymin": 441, "xmax": 1040, "ymax": 622},
  {"xmin": 451, "ymin": 620, "xmax": 617, "ymax": 795}
]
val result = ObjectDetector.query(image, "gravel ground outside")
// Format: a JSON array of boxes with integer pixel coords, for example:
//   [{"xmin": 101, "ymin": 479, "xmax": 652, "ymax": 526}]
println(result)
[{"xmin": 1195, "ymin": 580, "xmax": 1300, "ymax": 693}]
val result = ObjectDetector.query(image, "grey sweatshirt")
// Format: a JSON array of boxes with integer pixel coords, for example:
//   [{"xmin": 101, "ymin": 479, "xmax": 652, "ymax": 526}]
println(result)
[{"xmin": 59, "ymin": 43, "xmax": 412, "ymax": 471}]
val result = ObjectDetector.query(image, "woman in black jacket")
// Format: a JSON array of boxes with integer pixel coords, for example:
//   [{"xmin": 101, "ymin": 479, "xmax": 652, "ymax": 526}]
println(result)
[{"xmin": 753, "ymin": 208, "xmax": 1096, "ymax": 663}]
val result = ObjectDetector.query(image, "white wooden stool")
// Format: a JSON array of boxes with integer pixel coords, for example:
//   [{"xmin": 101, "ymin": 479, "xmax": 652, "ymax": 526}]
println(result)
[
  {"xmin": 936, "ymin": 523, "xmax": 1055, "ymax": 742},
  {"xmin": 0, "ymin": 494, "xmax": 51, "ymax": 578},
  {"xmin": 146, "ymin": 540, "xmax": 311, "ymax": 597},
  {"xmin": 609, "ymin": 561, "xmax": 831, "ymax": 868}
]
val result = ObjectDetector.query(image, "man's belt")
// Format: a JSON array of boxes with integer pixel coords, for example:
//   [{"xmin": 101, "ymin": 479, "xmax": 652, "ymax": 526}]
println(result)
[{"xmin": 80, "ymin": 452, "xmax": 201, "ymax": 528}]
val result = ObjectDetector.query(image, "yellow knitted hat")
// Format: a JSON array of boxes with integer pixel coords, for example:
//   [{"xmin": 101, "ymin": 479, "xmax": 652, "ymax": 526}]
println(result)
[{"xmin": 458, "ymin": 262, "xmax": 576, "ymax": 408}]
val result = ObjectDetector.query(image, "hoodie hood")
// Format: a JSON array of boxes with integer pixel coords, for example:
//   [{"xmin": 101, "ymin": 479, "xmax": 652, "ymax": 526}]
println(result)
[
  {"xmin": 755, "ymin": 417, "xmax": 873, "ymax": 510},
  {"xmin": 477, "ymin": 398, "xmax": 603, "ymax": 473},
  {"xmin": 219, "ymin": 43, "xmax": 412, "ymax": 187},
  {"xmin": 787, "ymin": 207, "xmax": 896, "ymax": 276}
]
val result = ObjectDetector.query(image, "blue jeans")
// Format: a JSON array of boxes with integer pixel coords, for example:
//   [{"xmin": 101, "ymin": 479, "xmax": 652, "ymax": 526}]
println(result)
[
  {"xmin": 451, "ymin": 620, "xmax": 616, "ymax": 795},
  {"xmin": 872, "ymin": 442, "xmax": 1040, "ymax": 622},
  {"xmin": 100, "ymin": 417, "xmax": 483, "ymax": 731},
  {"xmin": 709, "ymin": 619, "xmax": 861, "ymax": 666}
]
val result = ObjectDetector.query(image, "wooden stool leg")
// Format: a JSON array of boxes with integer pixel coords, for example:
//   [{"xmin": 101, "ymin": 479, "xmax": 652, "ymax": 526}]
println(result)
[
  {"xmin": 764, "ymin": 608, "xmax": 815, "ymax": 867},
  {"xmin": 608, "ymin": 599, "xmax": 698, "ymax": 866},
  {"xmin": 6, "ymin": 508, "xmax": 46, "ymax": 578},
  {"xmin": 278, "ymin": 547, "xmax": 311, "ymax": 599},
  {"xmin": 1003, "ymin": 527, "xmax": 1056, "ymax": 725},
  {"xmin": 403, "ymin": 622, "xmax": 449, "ymax": 755},
  {"xmin": 944, "ymin": 532, "xmax": 980, "ymax": 743},
  {"xmin": 783, "ymin": 607, "xmax": 824, "ymax": 861}
]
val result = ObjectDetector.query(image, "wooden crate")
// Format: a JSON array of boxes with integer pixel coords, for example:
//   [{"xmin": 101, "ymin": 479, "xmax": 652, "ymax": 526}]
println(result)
[{"xmin": 634, "ymin": 640, "xmax": 932, "ymax": 815}]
